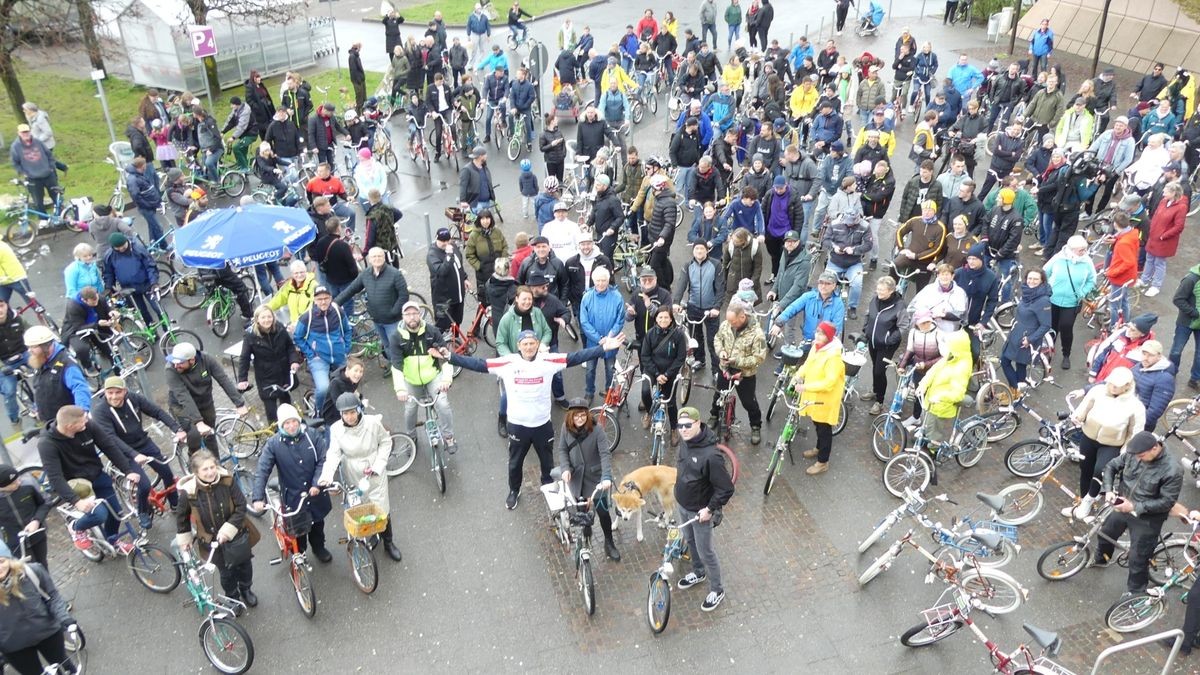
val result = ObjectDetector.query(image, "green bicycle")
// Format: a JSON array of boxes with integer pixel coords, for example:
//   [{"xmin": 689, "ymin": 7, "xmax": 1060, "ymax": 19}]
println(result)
[
  {"xmin": 75, "ymin": 326, "xmax": 153, "ymax": 395},
  {"xmin": 763, "ymin": 398, "xmax": 822, "ymax": 496},
  {"xmin": 202, "ymin": 286, "xmax": 236, "ymax": 339},
  {"xmin": 111, "ymin": 288, "xmax": 204, "ymax": 359},
  {"xmin": 173, "ymin": 543, "xmax": 255, "ymax": 674}
]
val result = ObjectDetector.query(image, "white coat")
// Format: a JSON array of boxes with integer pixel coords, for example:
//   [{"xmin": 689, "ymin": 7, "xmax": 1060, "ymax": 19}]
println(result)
[{"xmin": 320, "ymin": 414, "xmax": 393, "ymax": 513}]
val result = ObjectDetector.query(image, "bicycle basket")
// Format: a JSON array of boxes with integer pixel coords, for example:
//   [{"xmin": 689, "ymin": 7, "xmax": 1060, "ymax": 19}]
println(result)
[
  {"xmin": 444, "ymin": 206, "xmax": 466, "ymax": 223},
  {"xmin": 843, "ymin": 350, "xmax": 868, "ymax": 377},
  {"xmin": 283, "ymin": 509, "xmax": 313, "ymax": 538},
  {"xmin": 920, "ymin": 601, "xmax": 964, "ymax": 628},
  {"xmin": 568, "ymin": 509, "xmax": 595, "ymax": 529},
  {"xmin": 780, "ymin": 345, "xmax": 805, "ymax": 367},
  {"xmin": 343, "ymin": 503, "xmax": 388, "ymax": 539}
]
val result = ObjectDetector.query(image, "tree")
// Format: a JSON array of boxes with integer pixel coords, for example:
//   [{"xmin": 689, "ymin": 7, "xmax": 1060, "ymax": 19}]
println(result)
[
  {"xmin": 184, "ymin": 0, "xmax": 307, "ymax": 103},
  {"xmin": 0, "ymin": 0, "xmax": 28, "ymax": 120},
  {"xmin": 74, "ymin": 0, "xmax": 105, "ymax": 72}
]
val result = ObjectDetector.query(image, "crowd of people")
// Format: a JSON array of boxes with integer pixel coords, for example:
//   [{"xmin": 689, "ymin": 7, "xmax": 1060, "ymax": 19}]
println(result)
[{"xmin": 4, "ymin": 2, "xmax": 1200, "ymax": 669}]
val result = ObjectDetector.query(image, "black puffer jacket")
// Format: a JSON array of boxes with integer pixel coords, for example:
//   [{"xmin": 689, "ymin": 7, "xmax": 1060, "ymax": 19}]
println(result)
[
  {"xmin": 539, "ymin": 127, "xmax": 567, "ymax": 164},
  {"xmin": 320, "ymin": 367, "xmax": 360, "ymax": 426},
  {"xmin": 237, "ymin": 326, "xmax": 301, "ymax": 397},
  {"xmin": 673, "ymin": 426, "xmax": 735, "ymax": 512},
  {"xmin": 647, "ymin": 187, "xmax": 678, "ymax": 244},
  {"xmin": 0, "ymin": 311, "xmax": 26, "ymax": 361},
  {"xmin": 640, "ymin": 324, "xmax": 687, "ymax": 381},
  {"xmin": 863, "ymin": 292, "xmax": 908, "ymax": 351}
]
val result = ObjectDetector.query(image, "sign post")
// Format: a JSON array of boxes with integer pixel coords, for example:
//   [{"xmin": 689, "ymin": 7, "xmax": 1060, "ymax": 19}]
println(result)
[
  {"xmin": 90, "ymin": 69, "xmax": 117, "ymax": 145},
  {"xmin": 188, "ymin": 25, "xmax": 219, "ymax": 107}
]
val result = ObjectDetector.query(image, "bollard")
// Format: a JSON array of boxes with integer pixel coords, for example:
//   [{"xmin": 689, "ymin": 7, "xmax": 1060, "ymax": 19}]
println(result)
[
  {"xmin": 424, "ymin": 212, "xmax": 433, "ymax": 246},
  {"xmin": 921, "ymin": 0, "xmax": 927, "ymax": 19}
]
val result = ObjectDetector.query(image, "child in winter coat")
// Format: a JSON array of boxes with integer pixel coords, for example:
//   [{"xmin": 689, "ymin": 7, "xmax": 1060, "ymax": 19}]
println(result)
[
  {"xmin": 518, "ymin": 159, "xmax": 539, "ymax": 218},
  {"xmin": 150, "ymin": 119, "xmax": 178, "ymax": 168},
  {"xmin": 486, "ymin": 257, "xmax": 518, "ymax": 330}
]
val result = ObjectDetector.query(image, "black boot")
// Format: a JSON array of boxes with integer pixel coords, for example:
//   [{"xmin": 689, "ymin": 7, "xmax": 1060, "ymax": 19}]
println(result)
[
  {"xmin": 382, "ymin": 519, "xmax": 403, "ymax": 562},
  {"xmin": 240, "ymin": 586, "xmax": 258, "ymax": 608},
  {"xmin": 604, "ymin": 537, "xmax": 621, "ymax": 562},
  {"xmin": 225, "ymin": 591, "xmax": 245, "ymax": 617}
]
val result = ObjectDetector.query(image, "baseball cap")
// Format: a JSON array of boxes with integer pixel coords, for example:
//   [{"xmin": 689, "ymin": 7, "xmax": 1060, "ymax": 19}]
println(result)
[
  {"xmin": 818, "ymin": 271, "xmax": 838, "ymax": 284},
  {"xmin": 470, "ymin": 145, "xmax": 487, "ymax": 158},
  {"xmin": 553, "ymin": 201, "xmax": 568, "ymax": 212},
  {"xmin": 0, "ymin": 464, "xmax": 17, "ymax": 489},
  {"xmin": 531, "ymin": 235, "xmax": 550, "ymax": 246},
  {"xmin": 436, "ymin": 227, "xmax": 452, "ymax": 241},
  {"xmin": 638, "ymin": 265, "xmax": 657, "ymax": 278},
  {"xmin": 103, "ymin": 376, "xmax": 127, "ymax": 390},
  {"xmin": 516, "ymin": 329, "xmax": 538, "ymax": 343},
  {"xmin": 402, "ymin": 300, "xmax": 423, "ymax": 313},
  {"xmin": 783, "ymin": 230, "xmax": 801, "ymax": 242},
  {"xmin": 528, "ymin": 271, "xmax": 549, "ymax": 286},
  {"xmin": 678, "ymin": 407, "xmax": 701, "ymax": 423},
  {"xmin": 166, "ymin": 342, "xmax": 197, "ymax": 364},
  {"xmin": 313, "ymin": 285, "xmax": 332, "ymax": 297},
  {"xmin": 831, "ymin": 140, "xmax": 844, "ymax": 153},
  {"xmin": 15, "ymin": 124, "xmax": 30, "ymax": 133}
]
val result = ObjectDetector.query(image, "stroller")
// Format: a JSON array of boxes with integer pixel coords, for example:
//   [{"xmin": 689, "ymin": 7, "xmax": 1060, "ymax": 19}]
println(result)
[
  {"xmin": 554, "ymin": 84, "xmax": 581, "ymax": 123},
  {"xmin": 856, "ymin": 1, "xmax": 885, "ymax": 37}
]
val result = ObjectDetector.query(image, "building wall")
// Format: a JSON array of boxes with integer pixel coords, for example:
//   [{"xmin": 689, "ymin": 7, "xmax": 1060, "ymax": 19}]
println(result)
[{"xmin": 1017, "ymin": 0, "xmax": 1200, "ymax": 74}]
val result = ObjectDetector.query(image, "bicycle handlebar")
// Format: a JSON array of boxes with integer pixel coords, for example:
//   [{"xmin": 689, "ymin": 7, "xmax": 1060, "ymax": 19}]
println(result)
[{"xmin": 263, "ymin": 486, "xmax": 337, "ymax": 519}]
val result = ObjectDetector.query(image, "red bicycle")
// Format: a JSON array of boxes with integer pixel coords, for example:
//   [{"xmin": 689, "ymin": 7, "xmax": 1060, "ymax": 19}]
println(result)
[
  {"xmin": 445, "ymin": 301, "xmax": 495, "ymax": 376},
  {"xmin": 143, "ymin": 442, "xmax": 184, "ymax": 519},
  {"xmin": 10, "ymin": 287, "xmax": 59, "ymax": 332}
]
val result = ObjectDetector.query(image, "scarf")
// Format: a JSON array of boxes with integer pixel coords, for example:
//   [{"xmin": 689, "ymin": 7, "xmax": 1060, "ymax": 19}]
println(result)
[{"xmin": 1102, "ymin": 126, "xmax": 1132, "ymax": 164}]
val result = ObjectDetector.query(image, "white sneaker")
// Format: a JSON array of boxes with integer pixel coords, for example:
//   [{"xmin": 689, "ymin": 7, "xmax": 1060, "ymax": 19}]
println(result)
[
  {"xmin": 1145, "ymin": 287, "xmax": 1160, "ymax": 297},
  {"xmin": 1135, "ymin": 279, "xmax": 1147, "ymax": 288},
  {"xmin": 1071, "ymin": 496, "xmax": 1095, "ymax": 520},
  {"xmin": 901, "ymin": 416, "xmax": 919, "ymax": 430}
]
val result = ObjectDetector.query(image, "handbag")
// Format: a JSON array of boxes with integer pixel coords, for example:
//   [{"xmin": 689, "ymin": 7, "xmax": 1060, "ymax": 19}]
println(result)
[{"xmin": 222, "ymin": 528, "xmax": 254, "ymax": 568}]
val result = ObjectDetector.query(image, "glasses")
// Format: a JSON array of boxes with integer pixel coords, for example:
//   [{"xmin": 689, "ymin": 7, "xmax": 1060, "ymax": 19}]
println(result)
[{"xmin": 676, "ymin": 422, "xmax": 695, "ymax": 430}]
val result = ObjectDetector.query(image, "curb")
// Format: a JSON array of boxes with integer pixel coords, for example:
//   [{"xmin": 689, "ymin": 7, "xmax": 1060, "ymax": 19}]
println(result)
[{"xmin": 359, "ymin": 0, "xmax": 608, "ymax": 29}]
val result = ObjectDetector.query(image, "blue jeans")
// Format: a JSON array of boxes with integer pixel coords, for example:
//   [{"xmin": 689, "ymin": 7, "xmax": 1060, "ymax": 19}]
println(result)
[
  {"xmin": 1171, "ymin": 322, "xmax": 1200, "ymax": 382},
  {"xmin": 1141, "ymin": 254, "xmax": 1168, "ymax": 290},
  {"xmin": 333, "ymin": 201, "xmax": 356, "ymax": 233},
  {"xmin": 254, "ymin": 262, "xmax": 283, "ymax": 294},
  {"xmin": 74, "ymin": 471, "xmax": 122, "ymax": 540},
  {"xmin": 799, "ymin": 200, "xmax": 815, "ymax": 240},
  {"xmin": 727, "ymin": 24, "xmax": 740, "ymax": 49},
  {"xmin": 374, "ymin": 321, "xmax": 399, "ymax": 357},
  {"xmin": 675, "ymin": 166, "xmax": 694, "ymax": 202},
  {"xmin": 0, "ymin": 279, "xmax": 32, "ymax": 304},
  {"xmin": 825, "ymin": 260, "xmax": 864, "ymax": 309},
  {"xmin": 203, "ymin": 149, "xmax": 222, "ymax": 184},
  {"xmin": 584, "ymin": 353, "xmax": 616, "ymax": 398},
  {"xmin": 484, "ymin": 101, "xmax": 506, "ymax": 139},
  {"xmin": 139, "ymin": 208, "xmax": 166, "ymax": 246},
  {"xmin": 309, "ymin": 356, "xmax": 333, "ymax": 412},
  {"xmin": 1109, "ymin": 285, "xmax": 1129, "ymax": 329},
  {"xmin": 1038, "ymin": 211, "xmax": 1054, "ymax": 246},
  {"xmin": 1000, "ymin": 356, "xmax": 1027, "ymax": 388},
  {"xmin": 0, "ymin": 353, "xmax": 27, "ymax": 422}
]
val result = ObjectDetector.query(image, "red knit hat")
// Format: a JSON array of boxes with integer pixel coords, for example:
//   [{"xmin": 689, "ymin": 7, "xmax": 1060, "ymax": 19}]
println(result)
[{"xmin": 816, "ymin": 321, "xmax": 837, "ymax": 342}]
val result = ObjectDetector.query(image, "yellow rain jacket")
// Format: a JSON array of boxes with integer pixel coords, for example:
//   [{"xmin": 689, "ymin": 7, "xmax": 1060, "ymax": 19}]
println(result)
[
  {"xmin": 917, "ymin": 329, "xmax": 973, "ymax": 419},
  {"xmin": 793, "ymin": 337, "xmax": 846, "ymax": 426}
]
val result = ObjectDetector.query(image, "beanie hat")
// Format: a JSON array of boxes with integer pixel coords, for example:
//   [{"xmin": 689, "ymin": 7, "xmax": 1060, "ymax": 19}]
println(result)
[
  {"xmin": 1131, "ymin": 313, "xmax": 1158, "ymax": 334},
  {"xmin": 816, "ymin": 321, "xmax": 837, "ymax": 342}
]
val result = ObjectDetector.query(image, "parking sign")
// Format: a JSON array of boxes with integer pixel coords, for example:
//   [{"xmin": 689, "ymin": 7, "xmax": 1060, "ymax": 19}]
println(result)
[{"xmin": 189, "ymin": 26, "xmax": 218, "ymax": 59}]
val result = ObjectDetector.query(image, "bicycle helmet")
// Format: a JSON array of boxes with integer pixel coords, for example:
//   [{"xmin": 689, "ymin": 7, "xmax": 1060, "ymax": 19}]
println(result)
[
  {"xmin": 544, "ymin": 176, "xmax": 560, "ymax": 191},
  {"xmin": 566, "ymin": 397, "xmax": 590, "ymax": 411},
  {"xmin": 520, "ymin": 159, "xmax": 532, "ymax": 172},
  {"xmin": 344, "ymin": 109, "xmax": 358, "ymax": 122},
  {"xmin": 364, "ymin": 97, "xmax": 379, "ymax": 110},
  {"xmin": 22, "ymin": 325, "xmax": 56, "ymax": 347},
  {"xmin": 335, "ymin": 392, "xmax": 363, "ymax": 413},
  {"xmin": 645, "ymin": 155, "xmax": 666, "ymax": 168}
]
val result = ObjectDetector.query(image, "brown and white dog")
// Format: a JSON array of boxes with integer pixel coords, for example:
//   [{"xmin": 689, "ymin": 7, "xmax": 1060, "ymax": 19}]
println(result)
[{"xmin": 611, "ymin": 465, "xmax": 677, "ymax": 542}]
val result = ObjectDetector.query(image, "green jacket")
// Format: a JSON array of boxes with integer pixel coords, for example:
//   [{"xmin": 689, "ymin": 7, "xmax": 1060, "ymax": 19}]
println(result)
[
  {"xmin": 983, "ymin": 187, "xmax": 1037, "ymax": 226},
  {"xmin": 465, "ymin": 224, "xmax": 509, "ymax": 278},
  {"xmin": 388, "ymin": 321, "xmax": 451, "ymax": 387},
  {"xmin": 495, "ymin": 305, "xmax": 551, "ymax": 355},
  {"xmin": 725, "ymin": 5, "xmax": 742, "ymax": 25}
]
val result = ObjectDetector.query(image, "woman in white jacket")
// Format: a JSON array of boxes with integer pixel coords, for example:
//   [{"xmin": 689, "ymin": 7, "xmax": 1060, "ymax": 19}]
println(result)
[
  {"xmin": 1063, "ymin": 366, "xmax": 1146, "ymax": 521},
  {"xmin": 319, "ymin": 392, "xmax": 402, "ymax": 561}
]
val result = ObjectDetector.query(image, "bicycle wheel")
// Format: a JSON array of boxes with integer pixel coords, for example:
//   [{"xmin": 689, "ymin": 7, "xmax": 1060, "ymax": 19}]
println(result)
[
  {"xmin": 506, "ymin": 136, "xmax": 521, "ymax": 162},
  {"xmin": 386, "ymin": 432, "xmax": 418, "ymax": 476},
  {"xmin": 592, "ymin": 406, "xmax": 621, "ymax": 453},
  {"xmin": 900, "ymin": 619, "xmax": 964, "ymax": 647},
  {"xmin": 961, "ymin": 568, "xmax": 1024, "ymax": 614},
  {"xmin": 173, "ymin": 275, "xmax": 209, "ymax": 310},
  {"xmin": 381, "ymin": 147, "xmax": 399, "ymax": 173},
  {"xmin": 207, "ymin": 301, "xmax": 230, "ymax": 338},
  {"xmin": 648, "ymin": 90, "xmax": 659, "ymax": 115},
  {"xmin": 158, "ymin": 328, "xmax": 204, "ymax": 360},
  {"xmin": 1163, "ymin": 398, "xmax": 1200, "ymax": 437},
  {"xmin": 233, "ymin": 469, "xmax": 260, "ymax": 517},
  {"xmin": 951, "ymin": 533, "xmax": 1017, "ymax": 569},
  {"xmin": 976, "ymin": 381, "xmax": 1015, "ymax": 414},
  {"xmin": 432, "ymin": 444, "xmax": 447, "ymax": 494},
  {"xmin": 1150, "ymin": 539, "xmax": 1198, "ymax": 589},
  {"xmin": 883, "ymin": 452, "xmax": 931, "ymax": 498},
  {"xmin": 1037, "ymin": 540, "xmax": 1090, "ymax": 581},
  {"xmin": 858, "ymin": 548, "xmax": 897, "ymax": 586},
  {"xmin": 858, "ymin": 516, "xmax": 894, "ymax": 554},
  {"xmin": 199, "ymin": 617, "xmax": 255, "ymax": 674},
  {"xmin": 347, "ymin": 538, "xmax": 379, "ymax": 594},
  {"xmin": 1004, "ymin": 440, "xmax": 1054, "ymax": 478},
  {"xmin": 994, "ymin": 483, "xmax": 1044, "ymax": 526},
  {"xmin": 6, "ymin": 219, "xmax": 35, "ymax": 247},
  {"xmin": 128, "ymin": 543, "xmax": 181, "ymax": 593},
  {"xmin": 632, "ymin": 101, "xmax": 644, "ymax": 125},
  {"xmin": 219, "ymin": 171, "xmax": 247, "ymax": 198},
  {"xmin": 832, "ymin": 400, "xmax": 850, "ymax": 435},
  {"xmin": 979, "ymin": 409, "xmax": 1020, "ymax": 443},
  {"xmin": 121, "ymin": 333, "xmax": 155, "ymax": 370},
  {"xmin": 646, "ymin": 572, "xmax": 671, "ymax": 633},
  {"xmin": 763, "ymin": 447, "xmax": 782, "ymax": 496},
  {"xmin": 649, "ymin": 433, "xmax": 665, "ymax": 465},
  {"xmin": 871, "ymin": 415, "xmax": 908, "ymax": 462},
  {"xmin": 215, "ymin": 417, "xmax": 261, "ymax": 460},
  {"xmin": 954, "ymin": 420, "xmax": 990, "ymax": 468},
  {"xmin": 292, "ymin": 558, "xmax": 317, "ymax": 618},
  {"xmin": 342, "ymin": 176, "xmax": 359, "ymax": 201},
  {"xmin": 1104, "ymin": 592, "xmax": 1165, "ymax": 633},
  {"xmin": 764, "ymin": 382, "xmax": 784, "ymax": 422},
  {"xmin": 580, "ymin": 557, "xmax": 596, "ymax": 616},
  {"xmin": 993, "ymin": 302, "xmax": 1016, "ymax": 330}
]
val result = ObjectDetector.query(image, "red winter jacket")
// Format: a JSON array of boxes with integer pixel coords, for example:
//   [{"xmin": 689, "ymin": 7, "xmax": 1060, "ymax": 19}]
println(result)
[
  {"xmin": 1146, "ymin": 197, "xmax": 1188, "ymax": 258},
  {"xmin": 1105, "ymin": 227, "xmax": 1139, "ymax": 287}
]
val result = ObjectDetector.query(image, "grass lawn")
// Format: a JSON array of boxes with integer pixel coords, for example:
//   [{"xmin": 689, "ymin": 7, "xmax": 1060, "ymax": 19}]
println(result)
[
  {"xmin": 0, "ymin": 64, "xmax": 384, "ymax": 207},
  {"xmin": 400, "ymin": 0, "xmax": 587, "ymax": 25}
]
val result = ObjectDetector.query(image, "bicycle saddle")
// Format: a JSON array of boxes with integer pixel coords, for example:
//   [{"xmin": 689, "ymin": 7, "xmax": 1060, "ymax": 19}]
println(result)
[
  {"xmin": 975, "ymin": 492, "xmax": 1006, "ymax": 513},
  {"xmin": 970, "ymin": 530, "xmax": 1004, "ymax": 551},
  {"xmin": 1022, "ymin": 623, "xmax": 1062, "ymax": 656},
  {"xmin": 304, "ymin": 416, "xmax": 326, "ymax": 429}
]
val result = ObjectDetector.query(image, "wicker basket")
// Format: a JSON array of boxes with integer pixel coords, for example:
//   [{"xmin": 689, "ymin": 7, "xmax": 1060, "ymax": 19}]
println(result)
[
  {"xmin": 343, "ymin": 503, "xmax": 388, "ymax": 539},
  {"xmin": 444, "ymin": 206, "xmax": 466, "ymax": 222}
]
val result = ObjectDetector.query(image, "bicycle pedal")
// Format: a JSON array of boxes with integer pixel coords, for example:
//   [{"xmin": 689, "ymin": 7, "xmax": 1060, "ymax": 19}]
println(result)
[{"xmin": 268, "ymin": 557, "xmax": 282, "ymax": 566}]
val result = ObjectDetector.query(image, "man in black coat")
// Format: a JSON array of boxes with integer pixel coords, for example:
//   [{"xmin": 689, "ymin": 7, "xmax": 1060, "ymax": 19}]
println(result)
[
  {"xmin": 305, "ymin": 103, "xmax": 344, "ymax": 167},
  {"xmin": 383, "ymin": 10, "xmax": 405, "ymax": 59},
  {"xmin": 348, "ymin": 43, "xmax": 367, "ymax": 111},
  {"xmin": 590, "ymin": 174, "xmax": 626, "ymax": 261},
  {"xmin": 626, "ymin": 266, "xmax": 672, "ymax": 345},
  {"xmin": 264, "ymin": 109, "xmax": 303, "ymax": 163}
]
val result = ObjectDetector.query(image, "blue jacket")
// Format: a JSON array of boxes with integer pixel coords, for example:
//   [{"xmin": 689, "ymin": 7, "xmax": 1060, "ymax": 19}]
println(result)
[
  {"xmin": 63, "ymin": 260, "xmax": 103, "ymax": 299},
  {"xmin": 914, "ymin": 52, "xmax": 939, "ymax": 82},
  {"xmin": 599, "ymin": 90, "xmax": 630, "ymax": 123},
  {"xmin": 942, "ymin": 83, "xmax": 964, "ymax": 118},
  {"xmin": 466, "ymin": 11, "xmax": 491, "ymax": 36},
  {"xmin": 481, "ymin": 54, "xmax": 509, "ymax": 78},
  {"xmin": 778, "ymin": 289, "xmax": 845, "ymax": 341},
  {"xmin": 1088, "ymin": 131, "xmax": 1136, "ymax": 173},
  {"xmin": 867, "ymin": 1, "xmax": 884, "ymax": 26},
  {"xmin": 619, "ymin": 34, "xmax": 639, "ymax": 61},
  {"xmin": 580, "ymin": 286, "xmax": 625, "ymax": 353},
  {"xmin": 674, "ymin": 257, "xmax": 724, "ymax": 310},
  {"xmin": 125, "ymin": 165, "xmax": 161, "ymax": 211},
  {"xmin": 948, "ymin": 65, "xmax": 982, "ymax": 96},
  {"xmin": 252, "ymin": 427, "xmax": 332, "ymax": 521},
  {"xmin": 675, "ymin": 110, "xmax": 714, "ymax": 149},
  {"xmin": 1001, "ymin": 283, "xmax": 1052, "ymax": 365},
  {"xmin": 953, "ymin": 266, "xmax": 999, "ymax": 326},
  {"xmin": 508, "ymin": 79, "xmax": 536, "ymax": 113},
  {"xmin": 1044, "ymin": 254, "xmax": 1096, "ymax": 308},
  {"xmin": 722, "ymin": 200, "xmax": 765, "ymax": 237},
  {"xmin": 702, "ymin": 92, "xmax": 736, "ymax": 132},
  {"xmin": 102, "ymin": 242, "xmax": 157, "ymax": 293},
  {"xmin": 518, "ymin": 170, "xmax": 539, "ymax": 197},
  {"xmin": 534, "ymin": 192, "xmax": 557, "ymax": 231},
  {"xmin": 293, "ymin": 303, "xmax": 352, "ymax": 366},
  {"xmin": 788, "ymin": 44, "xmax": 814, "ymax": 72},
  {"xmin": 689, "ymin": 214, "xmax": 728, "ymax": 248},
  {"xmin": 1133, "ymin": 359, "xmax": 1177, "ymax": 431},
  {"xmin": 1029, "ymin": 28, "xmax": 1054, "ymax": 57},
  {"xmin": 817, "ymin": 153, "xmax": 853, "ymax": 195},
  {"xmin": 811, "ymin": 111, "xmax": 843, "ymax": 145}
]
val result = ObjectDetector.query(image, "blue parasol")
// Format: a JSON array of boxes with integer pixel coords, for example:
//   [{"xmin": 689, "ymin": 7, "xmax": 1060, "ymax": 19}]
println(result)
[{"xmin": 174, "ymin": 204, "xmax": 316, "ymax": 269}]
